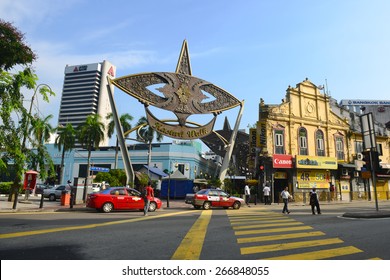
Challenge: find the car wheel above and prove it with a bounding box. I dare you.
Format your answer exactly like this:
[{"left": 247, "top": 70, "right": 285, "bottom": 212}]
[
  {"left": 49, "top": 194, "right": 56, "bottom": 201},
  {"left": 203, "top": 201, "right": 211, "bottom": 210},
  {"left": 232, "top": 201, "right": 241, "bottom": 209},
  {"left": 101, "top": 202, "right": 114, "bottom": 213},
  {"left": 194, "top": 205, "right": 201, "bottom": 209},
  {"left": 148, "top": 202, "right": 157, "bottom": 212}
]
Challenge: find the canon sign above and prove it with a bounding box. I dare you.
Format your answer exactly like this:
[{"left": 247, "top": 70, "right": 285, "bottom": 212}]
[{"left": 273, "top": 155, "right": 293, "bottom": 168}]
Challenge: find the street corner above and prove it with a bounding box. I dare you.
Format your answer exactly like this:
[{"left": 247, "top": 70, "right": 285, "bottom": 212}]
[{"left": 342, "top": 210, "right": 390, "bottom": 219}]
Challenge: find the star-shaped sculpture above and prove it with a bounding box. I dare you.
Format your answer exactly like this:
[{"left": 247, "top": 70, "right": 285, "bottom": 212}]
[{"left": 110, "top": 40, "right": 241, "bottom": 140}]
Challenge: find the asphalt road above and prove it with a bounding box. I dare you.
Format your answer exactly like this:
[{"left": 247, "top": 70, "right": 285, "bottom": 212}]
[{"left": 1, "top": 201, "right": 390, "bottom": 260}]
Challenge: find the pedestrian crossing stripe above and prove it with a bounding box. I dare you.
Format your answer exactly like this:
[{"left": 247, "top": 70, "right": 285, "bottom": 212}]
[
  {"left": 230, "top": 217, "right": 290, "bottom": 225},
  {"left": 240, "top": 237, "right": 344, "bottom": 254},
  {"left": 262, "top": 246, "right": 363, "bottom": 260},
  {"left": 235, "top": 225, "right": 313, "bottom": 235},
  {"left": 237, "top": 231, "right": 326, "bottom": 244},
  {"left": 233, "top": 221, "right": 303, "bottom": 230}
]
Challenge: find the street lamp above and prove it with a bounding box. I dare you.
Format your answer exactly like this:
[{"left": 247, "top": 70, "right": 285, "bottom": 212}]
[
  {"left": 167, "top": 161, "right": 177, "bottom": 208},
  {"left": 13, "top": 84, "right": 52, "bottom": 209}
]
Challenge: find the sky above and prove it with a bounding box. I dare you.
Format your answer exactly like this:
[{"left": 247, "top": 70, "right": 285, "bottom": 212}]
[{"left": 2, "top": 0, "right": 390, "bottom": 147}]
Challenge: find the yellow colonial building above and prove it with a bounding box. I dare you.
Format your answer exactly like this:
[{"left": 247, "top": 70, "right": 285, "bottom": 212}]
[{"left": 255, "top": 78, "right": 390, "bottom": 203}]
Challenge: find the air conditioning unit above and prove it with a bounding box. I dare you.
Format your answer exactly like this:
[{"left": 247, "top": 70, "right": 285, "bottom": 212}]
[
  {"left": 357, "top": 153, "right": 364, "bottom": 160},
  {"left": 342, "top": 169, "right": 348, "bottom": 176}
]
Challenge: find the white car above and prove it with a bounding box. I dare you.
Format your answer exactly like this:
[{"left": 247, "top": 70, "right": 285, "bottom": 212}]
[{"left": 43, "top": 185, "right": 67, "bottom": 201}]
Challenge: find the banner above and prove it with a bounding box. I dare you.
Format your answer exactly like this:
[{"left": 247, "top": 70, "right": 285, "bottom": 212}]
[
  {"left": 297, "top": 170, "right": 331, "bottom": 189},
  {"left": 296, "top": 155, "right": 337, "bottom": 170}
]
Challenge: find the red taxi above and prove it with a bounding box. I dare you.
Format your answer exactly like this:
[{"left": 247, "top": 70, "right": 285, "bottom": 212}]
[
  {"left": 192, "top": 188, "right": 244, "bottom": 210},
  {"left": 86, "top": 187, "right": 162, "bottom": 213}
]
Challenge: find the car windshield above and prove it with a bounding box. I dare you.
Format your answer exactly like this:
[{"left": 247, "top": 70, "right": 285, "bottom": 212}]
[
  {"left": 126, "top": 188, "right": 140, "bottom": 196},
  {"left": 196, "top": 189, "right": 208, "bottom": 195}
]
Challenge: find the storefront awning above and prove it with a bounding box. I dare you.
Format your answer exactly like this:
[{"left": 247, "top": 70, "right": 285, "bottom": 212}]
[
  {"left": 339, "top": 163, "right": 356, "bottom": 168},
  {"left": 380, "top": 163, "right": 390, "bottom": 169},
  {"left": 377, "top": 174, "right": 390, "bottom": 178}
]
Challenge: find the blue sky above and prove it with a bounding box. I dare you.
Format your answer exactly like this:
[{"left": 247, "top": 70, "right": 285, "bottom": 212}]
[{"left": 2, "top": 0, "right": 390, "bottom": 146}]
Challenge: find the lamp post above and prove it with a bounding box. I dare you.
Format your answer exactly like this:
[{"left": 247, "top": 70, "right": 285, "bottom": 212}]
[
  {"left": 21, "top": 83, "right": 52, "bottom": 152},
  {"left": 14, "top": 84, "right": 52, "bottom": 209},
  {"left": 167, "top": 160, "right": 177, "bottom": 208}
]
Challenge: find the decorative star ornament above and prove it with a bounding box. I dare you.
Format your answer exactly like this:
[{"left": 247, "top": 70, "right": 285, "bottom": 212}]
[{"left": 110, "top": 40, "right": 241, "bottom": 140}]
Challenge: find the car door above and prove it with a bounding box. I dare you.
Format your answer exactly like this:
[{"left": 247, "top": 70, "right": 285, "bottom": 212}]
[
  {"left": 110, "top": 188, "right": 127, "bottom": 209},
  {"left": 124, "top": 188, "right": 143, "bottom": 209},
  {"left": 55, "top": 185, "right": 66, "bottom": 198},
  {"left": 207, "top": 190, "right": 221, "bottom": 207},
  {"left": 218, "top": 190, "right": 232, "bottom": 207}
]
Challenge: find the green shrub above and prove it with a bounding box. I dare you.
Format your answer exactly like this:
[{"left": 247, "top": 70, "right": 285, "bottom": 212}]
[{"left": 0, "top": 182, "right": 13, "bottom": 194}]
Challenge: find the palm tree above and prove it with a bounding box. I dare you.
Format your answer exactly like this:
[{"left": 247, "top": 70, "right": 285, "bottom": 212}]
[
  {"left": 106, "top": 112, "right": 133, "bottom": 169},
  {"left": 55, "top": 123, "right": 76, "bottom": 184},
  {"left": 136, "top": 116, "right": 163, "bottom": 178},
  {"left": 77, "top": 114, "right": 105, "bottom": 202},
  {"left": 28, "top": 114, "right": 55, "bottom": 184}
]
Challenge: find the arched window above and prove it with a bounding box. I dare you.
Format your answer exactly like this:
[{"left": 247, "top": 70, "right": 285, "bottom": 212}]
[
  {"left": 274, "top": 129, "right": 285, "bottom": 154},
  {"left": 315, "top": 130, "right": 325, "bottom": 156},
  {"left": 298, "top": 127, "right": 308, "bottom": 155}
]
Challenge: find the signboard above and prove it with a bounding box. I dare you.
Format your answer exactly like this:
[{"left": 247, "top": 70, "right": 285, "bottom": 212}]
[
  {"left": 360, "top": 113, "right": 376, "bottom": 150},
  {"left": 296, "top": 155, "right": 337, "bottom": 170},
  {"left": 258, "top": 121, "right": 267, "bottom": 149},
  {"left": 90, "top": 167, "right": 110, "bottom": 172},
  {"left": 248, "top": 128, "right": 257, "bottom": 169},
  {"left": 273, "top": 154, "right": 293, "bottom": 168},
  {"left": 297, "top": 170, "right": 331, "bottom": 189},
  {"left": 340, "top": 99, "right": 390, "bottom": 106},
  {"left": 274, "top": 172, "right": 287, "bottom": 179}
]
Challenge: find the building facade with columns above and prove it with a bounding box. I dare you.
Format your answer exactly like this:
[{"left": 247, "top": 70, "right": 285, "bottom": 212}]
[{"left": 253, "top": 78, "right": 390, "bottom": 203}]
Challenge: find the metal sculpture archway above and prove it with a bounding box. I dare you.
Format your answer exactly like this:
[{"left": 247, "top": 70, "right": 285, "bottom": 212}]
[{"left": 108, "top": 40, "right": 244, "bottom": 185}]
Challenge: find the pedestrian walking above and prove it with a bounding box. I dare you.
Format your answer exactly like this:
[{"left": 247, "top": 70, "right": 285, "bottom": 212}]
[
  {"left": 281, "top": 186, "right": 292, "bottom": 214},
  {"left": 142, "top": 181, "right": 154, "bottom": 216},
  {"left": 244, "top": 184, "right": 251, "bottom": 207},
  {"left": 263, "top": 185, "right": 271, "bottom": 205},
  {"left": 310, "top": 187, "right": 321, "bottom": 214},
  {"left": 66, "top": 180, "right": 72, "bottom": 193}
]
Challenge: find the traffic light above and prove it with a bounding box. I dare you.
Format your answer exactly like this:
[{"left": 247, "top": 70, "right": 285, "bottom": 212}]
[
  {"left": 362, "top": 150, "right": 371, "bottom": 171},
  {"left": 372, "top": 151, "right": 382, "bottom": 172},
  {"left": 362, "top": 150, "right": 382, "bottom": 172}
]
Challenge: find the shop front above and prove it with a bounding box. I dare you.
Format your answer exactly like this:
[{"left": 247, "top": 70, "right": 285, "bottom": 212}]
[
  {"left": 272, "top": 154, "right": 293, "bottom": 203},
  {"left": 295, "top": 155, "right": 338, "bottom": 203}
]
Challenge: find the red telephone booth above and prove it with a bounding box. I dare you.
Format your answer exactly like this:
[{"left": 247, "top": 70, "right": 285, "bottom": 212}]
[{"left": 23, "top": 170, "right": 39, "bottom": 191}]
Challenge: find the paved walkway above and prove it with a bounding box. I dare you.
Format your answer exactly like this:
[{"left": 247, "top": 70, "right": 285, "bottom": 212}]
[{"left": 1, "top": 194, "right": 390, "bottom": 218}]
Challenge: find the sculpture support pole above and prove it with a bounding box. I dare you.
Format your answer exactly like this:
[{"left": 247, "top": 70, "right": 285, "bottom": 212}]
[
  {"left": 219, "top": 100, "right": 245, "bottom": 187},
  {"left": 106, "top": 79, "right": 134, "bottom": 184}
]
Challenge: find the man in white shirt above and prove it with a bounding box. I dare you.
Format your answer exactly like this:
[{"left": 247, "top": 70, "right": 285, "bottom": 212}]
[
  {"left": 244, "top": 185, "right": 251, "bottom": 207},
  {"left": 263, "top": 185, "right": 271, "bottom": 205},
  {"left": 281, "top": 186, "right": 292, "bottom": 214}
]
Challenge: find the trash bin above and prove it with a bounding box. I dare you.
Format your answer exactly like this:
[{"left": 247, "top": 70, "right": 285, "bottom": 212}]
[{"left": 61, "top": 191, "right": 70, "bottom": 206}]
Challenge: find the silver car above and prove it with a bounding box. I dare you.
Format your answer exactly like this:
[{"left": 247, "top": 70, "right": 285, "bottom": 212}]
[{"left": 43, "top": 185, "right": 66, "bottom": 201}]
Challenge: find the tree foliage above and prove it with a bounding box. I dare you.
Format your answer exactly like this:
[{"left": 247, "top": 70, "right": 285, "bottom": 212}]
[
  {"left": 55, "top": 123, "right": 76, "bottom": 183},
  {"left": 95, "top": 169, "right": 127, "bottom": 187},
  {"left": 77, "top": 114, "right": 105, "bottom": 201},
  {"left": 0, "top": 19, "right": 36, "bottom": 70},
  {"left": 0, "top": 20, "right": 55, "bottom": 200}
]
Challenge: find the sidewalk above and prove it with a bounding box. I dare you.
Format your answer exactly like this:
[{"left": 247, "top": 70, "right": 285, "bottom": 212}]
[
  {"left": 1, "top": 194, "right": 390, "bottom": 218},
  {"left": 0, "top": 194, "right": 190, "bottom": 213}
]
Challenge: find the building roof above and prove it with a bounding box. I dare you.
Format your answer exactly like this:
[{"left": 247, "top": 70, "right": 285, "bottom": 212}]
[
  {"left": 162, "top": 169, "right": 189, "bottom": 180},
  {"left": 143, "top": 165, "right": 168, "bottom": 178}
]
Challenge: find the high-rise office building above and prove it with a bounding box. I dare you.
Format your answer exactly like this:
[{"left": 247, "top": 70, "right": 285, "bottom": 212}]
[{"left": 58, "top": 60, "right": 116, "bottom": 146}]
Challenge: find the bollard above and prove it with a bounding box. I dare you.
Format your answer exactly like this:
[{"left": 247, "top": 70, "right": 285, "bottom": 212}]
[{"left": 39, "top": 194, "right": 44, "bottom": 208}]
